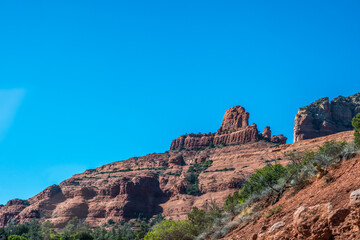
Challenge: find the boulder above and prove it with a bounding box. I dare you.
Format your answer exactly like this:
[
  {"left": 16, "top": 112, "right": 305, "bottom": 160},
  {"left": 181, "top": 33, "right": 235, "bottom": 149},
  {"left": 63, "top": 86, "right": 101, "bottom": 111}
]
[
  {"left": 350, "top": 189, "right": 360, "bottom": 206},
  {"left": 293, "top": 203, "right": 333, "bottom": 240},
  {"left": 269, "top": 221, "right": 285, "bottom": 233}
]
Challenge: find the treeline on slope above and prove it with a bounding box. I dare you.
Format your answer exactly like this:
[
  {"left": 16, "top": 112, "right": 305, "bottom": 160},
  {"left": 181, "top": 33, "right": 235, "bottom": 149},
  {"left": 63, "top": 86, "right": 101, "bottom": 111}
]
[
  {"left": 0, "top": 215, "right": 164, "bottom": 240},
  {"left": 2, "top": 114, "right": 360, "bottom": 240}
]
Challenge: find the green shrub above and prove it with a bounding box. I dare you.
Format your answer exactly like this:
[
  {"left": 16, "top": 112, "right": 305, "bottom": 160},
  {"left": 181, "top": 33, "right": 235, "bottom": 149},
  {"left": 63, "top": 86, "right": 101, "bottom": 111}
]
[
  {"left": 240, "top": 164, "right": 287, "bottom": 202},
  {"left": 8, "top": 235, "right": 26, "bottom": 240},
  {"left": 353, "top": 113, "right": 360, "bottom": 148},
  {"left": 224, "top": 191, "right": 240, "bottom": 214},
  {"left": 144, "top": 220, "right": 193, "bottom": 240},
  {"left": 284, "top": 150, "right": 315, "bottom": 165},
  {"left": 70, "top": 231, "right": 94, "bottom": 240},
  {"left": 187, "top": 204, "right": 221, "bottom": 236},
  {"left": 223, "top": 164, "right": 287, "bottom": 212}
]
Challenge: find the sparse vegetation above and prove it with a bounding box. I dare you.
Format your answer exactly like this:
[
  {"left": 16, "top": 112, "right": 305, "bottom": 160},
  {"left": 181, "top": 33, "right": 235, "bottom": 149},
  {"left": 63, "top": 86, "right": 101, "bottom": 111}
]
[
  {"left": 204, "top": 168, "right": 235, "bottom": 173},
  {"left": 184, "top": 160, "right": 213, "bottom": 196},
  {"left": 353, "top": 113, "right": 360, "bottom": 148},
  {"left": 217, "top": 140, "right": 359, "bottom": 239},
  {"left": 264, "top": 205, "right": 282, "bottom": 218},
  {"left": 166, "top": 169, "right": 182, "bottom": 176}
]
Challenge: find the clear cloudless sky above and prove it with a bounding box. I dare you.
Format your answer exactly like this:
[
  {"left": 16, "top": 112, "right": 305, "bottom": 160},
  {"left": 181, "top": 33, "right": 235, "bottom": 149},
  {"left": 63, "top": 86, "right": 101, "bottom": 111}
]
[{"left": 0, "top": 0, "right": 359, "bottom": 204}]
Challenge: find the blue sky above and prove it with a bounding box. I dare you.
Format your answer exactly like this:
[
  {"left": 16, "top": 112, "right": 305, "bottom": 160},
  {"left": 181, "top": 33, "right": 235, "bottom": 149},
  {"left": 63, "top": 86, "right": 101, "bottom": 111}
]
[{"left": 0, "top": 0, "right": 359, "bottom": 204}]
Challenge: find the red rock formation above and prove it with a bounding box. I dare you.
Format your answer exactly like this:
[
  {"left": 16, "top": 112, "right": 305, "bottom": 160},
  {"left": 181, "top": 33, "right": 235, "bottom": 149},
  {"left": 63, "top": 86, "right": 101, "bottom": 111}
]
[
  {"left": 170, "top": 106, "right": 285, "bottom": 150},
  {"left": 262, "top": 126, "right": 271, "bottom": 140},
  {"left": 213, "top": 124, "right": 259, "bottom": 145},
  {"left": 168, "top": 154, "right": 185, "bottom": 166},
  {"left": 294, "top": 92, "right": 360, "bottom": 142},
  {"left": 270, "top": 134, "right": 287, "bottom": 144},
  {"left": 170, "top": 133, "right": 215, "bottom": 150},
  {"left": 0, "top": 199, "right": 29, "bottom": 227},
  {"left": 217, "top": 106, "right": 249, "bottom": 133}
]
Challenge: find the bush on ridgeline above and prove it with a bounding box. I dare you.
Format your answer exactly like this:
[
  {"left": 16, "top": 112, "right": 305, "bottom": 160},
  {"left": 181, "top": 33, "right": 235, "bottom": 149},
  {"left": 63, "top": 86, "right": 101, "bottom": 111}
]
[{"left": 353, "top": 113, "right": 360, "bottom": 148}]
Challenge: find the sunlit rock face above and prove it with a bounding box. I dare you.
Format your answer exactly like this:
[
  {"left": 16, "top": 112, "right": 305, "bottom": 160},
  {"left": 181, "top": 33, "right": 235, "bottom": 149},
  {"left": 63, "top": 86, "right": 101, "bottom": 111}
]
[
  {"left": 294, "top": 92, "right": 360, "bottom": 142},
  {"left": 170, "top": 106, "right": 286, "bottom": 150}
]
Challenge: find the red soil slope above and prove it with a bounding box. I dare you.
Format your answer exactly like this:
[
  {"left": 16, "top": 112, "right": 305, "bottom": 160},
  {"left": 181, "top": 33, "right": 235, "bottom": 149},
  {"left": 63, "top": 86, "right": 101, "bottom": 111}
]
[{"left": 223, "top": 139, "right": 360, "bottom": 239}]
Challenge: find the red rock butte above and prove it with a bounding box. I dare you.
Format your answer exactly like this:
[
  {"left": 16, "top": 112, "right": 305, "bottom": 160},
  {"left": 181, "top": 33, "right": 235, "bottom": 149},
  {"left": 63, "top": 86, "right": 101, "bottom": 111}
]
[
  {"left": 170, "top": 106, "right": 287, "bottom": 150},
  {"left": 293, "top": 92, "right": 360, "bottom": 142}
]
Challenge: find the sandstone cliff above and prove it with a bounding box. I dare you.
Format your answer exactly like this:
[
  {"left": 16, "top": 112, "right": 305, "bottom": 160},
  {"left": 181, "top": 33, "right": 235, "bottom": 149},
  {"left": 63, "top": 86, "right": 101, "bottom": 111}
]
[
  {"left": 170, "top": 106, "right": 286, "bottom": 150},
  {"left": 294, "top": 92, "right": 360, "bottom": 142}
]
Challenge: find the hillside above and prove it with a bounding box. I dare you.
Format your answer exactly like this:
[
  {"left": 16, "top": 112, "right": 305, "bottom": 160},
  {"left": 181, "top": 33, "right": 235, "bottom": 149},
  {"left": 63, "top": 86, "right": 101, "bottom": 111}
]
[
  {"left": 0, "top": 104, "right": 354, "bottom": 230},
  {"left": 223, "top": 145, "right": 360, "bottom": 240}
]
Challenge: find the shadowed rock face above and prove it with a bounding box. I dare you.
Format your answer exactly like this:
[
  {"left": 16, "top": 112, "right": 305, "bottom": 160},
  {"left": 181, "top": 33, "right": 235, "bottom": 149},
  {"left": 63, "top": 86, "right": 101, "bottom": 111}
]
[
  {"left": 294, "top": 92, "right": 360, "bottom": 142},
  {"left": 170, "top": 106, "right": 286, "bottom": 150},
  {"left": 122, "top": 176, "right": 167, "bottom": 219}
]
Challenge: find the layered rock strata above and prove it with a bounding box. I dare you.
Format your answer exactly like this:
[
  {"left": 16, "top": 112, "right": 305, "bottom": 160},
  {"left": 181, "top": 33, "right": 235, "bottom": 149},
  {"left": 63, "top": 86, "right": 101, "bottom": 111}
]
[
  {"left": 170, "top": 106, "right": 286, "bottom": 150},
  {"left": 294, "top": 92, "right": 360, "bottom": 142}
]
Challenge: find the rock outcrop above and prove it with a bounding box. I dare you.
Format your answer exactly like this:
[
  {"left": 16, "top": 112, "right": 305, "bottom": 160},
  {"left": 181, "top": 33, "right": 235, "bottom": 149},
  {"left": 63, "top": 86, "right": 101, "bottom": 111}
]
[
  {"left": 262, "top": 126, "right": 271, "bottom": 140},
  {"left": 294, "top": 92, "right": 360, "bottom": 142},
  {"left": 217, "top": 106, "right": 249, "bottom": 133},
  {"left": 170, "top": 106, "right": 287, "bottom": 150},
  {"left": 270, "top": 134, "right": 287, "bottom": 144}
]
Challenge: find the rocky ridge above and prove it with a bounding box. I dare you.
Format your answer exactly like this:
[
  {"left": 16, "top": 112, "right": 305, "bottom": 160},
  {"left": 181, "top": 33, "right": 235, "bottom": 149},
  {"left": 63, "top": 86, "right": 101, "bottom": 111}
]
[
  {"left": 294, "top": 92, "right": 360, "bottom": 142},
  {"left": 170, "top": 106, "right": 287, "bottom": 150}
]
